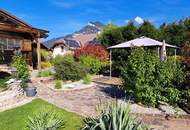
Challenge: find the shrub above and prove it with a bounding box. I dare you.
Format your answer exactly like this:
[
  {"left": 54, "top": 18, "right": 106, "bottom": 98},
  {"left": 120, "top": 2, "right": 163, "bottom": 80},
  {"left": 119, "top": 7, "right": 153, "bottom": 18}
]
[
  {"left": 79, "top": 55, "right": 102, "bottom": 74},
  {"left": 55, "top": 81, "right": 62, "bottom": 89},
  {"left": 51, "top": 54, "right": 74, "bottom": 65},
  {"left": 20, "top": 80, "right": 28, "bottom": 88},
  {"left": 62, "top": 53, "right": 75, "bottom": 62},
  {"left": 41, "top": 61, "right": 52, "bottom": 69},
  {"left": 0, "top": 74, "right": 10, "bottom": 91},
  {"left": 121, "top": 48, "right": 184, "bottom": 107},
  {"left": 40, "top": 49, "right": 49, "bottom": 62},
  {"left": 74, "top": 44, "right": 108, "bottom": 62},
  {"left": 50, "top": 55, "right": 63, "bottom": 65},
  {"left": 11, "top": 54, "right": 29, "bottom": 80},
  {"left": 83, "top": 74, "right": 91, "bottom": 84},
  {"left": 54, "top": 60, "right": 89, "bottom": 81},
  {"left": 38, "top": 70, "right": 51, "bottom": 77},
  {"left": 81, "top": 102, "right": 145, "bottom": 130},
  {"left": 180, "top": 43, "right": 190, "bottom": 105},
  {"left": 26, "top": 109, "right": 64, "bottom": 130}
]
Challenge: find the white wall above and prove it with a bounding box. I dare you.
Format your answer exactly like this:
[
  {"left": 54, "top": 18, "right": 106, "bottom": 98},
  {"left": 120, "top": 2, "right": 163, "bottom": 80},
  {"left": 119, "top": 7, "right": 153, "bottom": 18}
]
[{"left": 52, "top": 45, "right": 70, "bottom": 57}]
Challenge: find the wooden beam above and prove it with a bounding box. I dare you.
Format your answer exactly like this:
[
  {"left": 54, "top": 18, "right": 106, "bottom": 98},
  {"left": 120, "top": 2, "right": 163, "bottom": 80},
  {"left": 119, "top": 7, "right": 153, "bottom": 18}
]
[
  {"left": 0, "top": 24, "right": 38, "bottom": 34},
  {"left": 36, "top": 34, "right": 41, "bottom": 70},
  {"left": 0, "top": 11, "right": 27, "bottom": 27}
]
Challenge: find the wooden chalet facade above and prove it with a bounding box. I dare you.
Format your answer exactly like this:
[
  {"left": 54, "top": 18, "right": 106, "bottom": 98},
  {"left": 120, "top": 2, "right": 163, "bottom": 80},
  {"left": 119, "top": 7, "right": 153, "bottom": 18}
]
[{"left": 0, "top": 9, "right": 49, "bottom": 69}]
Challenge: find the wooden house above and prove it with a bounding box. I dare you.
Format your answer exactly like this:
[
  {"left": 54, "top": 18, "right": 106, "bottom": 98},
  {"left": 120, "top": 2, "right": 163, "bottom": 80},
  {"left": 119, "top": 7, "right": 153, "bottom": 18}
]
[{"left": 0, "top": 9, "right": 49, "bottom": 69}]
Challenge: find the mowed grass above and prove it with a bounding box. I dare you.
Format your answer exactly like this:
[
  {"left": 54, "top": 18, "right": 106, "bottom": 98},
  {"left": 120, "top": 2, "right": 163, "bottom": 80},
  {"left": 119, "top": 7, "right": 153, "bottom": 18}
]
[{"left": 0, "top": 99, "right": 83, "bottom": 130}]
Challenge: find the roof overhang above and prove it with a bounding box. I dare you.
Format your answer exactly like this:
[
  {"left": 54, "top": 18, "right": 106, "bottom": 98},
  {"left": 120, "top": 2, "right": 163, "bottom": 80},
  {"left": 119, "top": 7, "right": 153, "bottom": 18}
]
[{"left": 0, "top": 9, "right": 49, "bottom": 38}]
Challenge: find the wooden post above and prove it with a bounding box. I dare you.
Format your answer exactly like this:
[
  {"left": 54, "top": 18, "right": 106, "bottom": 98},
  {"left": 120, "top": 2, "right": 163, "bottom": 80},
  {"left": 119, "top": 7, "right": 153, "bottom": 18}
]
[{"left": 36, "top": 33, "right": 41, "bottom": 70}]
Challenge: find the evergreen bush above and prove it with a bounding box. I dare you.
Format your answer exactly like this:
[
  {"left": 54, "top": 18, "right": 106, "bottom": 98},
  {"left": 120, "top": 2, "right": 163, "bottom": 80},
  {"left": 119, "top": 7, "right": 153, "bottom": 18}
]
[{"left": 54, "top": 60, "right": 89, "bottom": 81}]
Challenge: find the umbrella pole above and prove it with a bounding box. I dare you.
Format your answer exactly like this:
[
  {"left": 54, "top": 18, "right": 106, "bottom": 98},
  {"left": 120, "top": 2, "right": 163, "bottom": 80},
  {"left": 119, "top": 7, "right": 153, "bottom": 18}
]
[{"left": 109, "top": 49, "right": 112, "bottom": 80}]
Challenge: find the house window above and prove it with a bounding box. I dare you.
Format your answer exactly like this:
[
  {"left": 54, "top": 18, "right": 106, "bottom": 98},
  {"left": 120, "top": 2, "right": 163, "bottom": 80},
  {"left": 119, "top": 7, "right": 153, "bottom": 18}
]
[
  {"left": 0, "top": 37, "right": 22, "bottom": 50},
  {"left": 7, "top": 39, "right": 14, "bottom": 50},
  {"left": 15, "top": 39, "right": 22, "bottom": 48},
  {"left": 0, "top": 37, "right": 7, "bottom": 49}
]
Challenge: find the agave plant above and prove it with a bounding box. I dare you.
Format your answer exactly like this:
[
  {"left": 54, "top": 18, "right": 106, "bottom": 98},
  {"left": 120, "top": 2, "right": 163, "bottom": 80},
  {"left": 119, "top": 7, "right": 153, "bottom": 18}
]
[
  {"left": 81, "top": 101, "right": 146, "bottom": 130},
  {"left": 26, "top": 109, "right": 65, "bottom": 130}
]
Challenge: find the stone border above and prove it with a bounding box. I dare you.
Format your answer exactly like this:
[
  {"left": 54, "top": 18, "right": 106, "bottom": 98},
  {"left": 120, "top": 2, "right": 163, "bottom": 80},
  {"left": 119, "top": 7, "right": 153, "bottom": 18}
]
[
  {"left": 0, "top": 97, "right": 35, "bottom": 112},
  {"left": 134, "top": 112, "right": 190, "bottom": 119},
  {"left": 46, "top": 82, "right": 96, "bottom": 92}
]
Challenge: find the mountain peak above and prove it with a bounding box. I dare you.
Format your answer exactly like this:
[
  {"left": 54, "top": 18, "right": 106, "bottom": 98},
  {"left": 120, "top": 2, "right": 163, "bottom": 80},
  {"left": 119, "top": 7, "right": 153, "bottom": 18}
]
[
  {"left": 88, "top": 21, "right": 104, "bottom": 27},
  {"left": 74, "top": 21, "right": 104, "bottom": 35}
]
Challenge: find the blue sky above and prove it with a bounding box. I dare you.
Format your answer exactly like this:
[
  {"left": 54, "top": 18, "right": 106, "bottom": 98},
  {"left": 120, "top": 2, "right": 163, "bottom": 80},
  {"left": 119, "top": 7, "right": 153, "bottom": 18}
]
[{"left": 0, "top": 0, "right": 190, "bottom": 41}]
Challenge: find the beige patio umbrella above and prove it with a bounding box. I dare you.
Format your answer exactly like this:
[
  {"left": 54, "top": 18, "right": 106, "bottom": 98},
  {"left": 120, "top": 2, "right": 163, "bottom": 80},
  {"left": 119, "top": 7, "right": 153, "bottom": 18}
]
[{"left": 108, "top": 37, "right": 179, "bottom": 79}]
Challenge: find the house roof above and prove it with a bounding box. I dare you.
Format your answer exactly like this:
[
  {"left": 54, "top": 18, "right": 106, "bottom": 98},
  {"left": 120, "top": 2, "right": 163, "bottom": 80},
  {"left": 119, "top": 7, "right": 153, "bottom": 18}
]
[
  {"left": 108, "top": 36, "right": 179, "bottom": 49},
  {"left": 72, "top": 33, "right": 96, "bottom": 46},
  {"left": 49, "top": 38, "right": 80, "bottom": 49},
  {"left": 0, "top": 9, "right": 49, "bottom": 38}
]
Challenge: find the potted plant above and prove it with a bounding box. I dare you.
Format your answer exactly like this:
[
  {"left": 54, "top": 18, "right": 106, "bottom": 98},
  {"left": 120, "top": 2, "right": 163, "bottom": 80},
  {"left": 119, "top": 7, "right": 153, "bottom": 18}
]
[{"left": 22, "top": 80, "right": 37, "bottom": 97}]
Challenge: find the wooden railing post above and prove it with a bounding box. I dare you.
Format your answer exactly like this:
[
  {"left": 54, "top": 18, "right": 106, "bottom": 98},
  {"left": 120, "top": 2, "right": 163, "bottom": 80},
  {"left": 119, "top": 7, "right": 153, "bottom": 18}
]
[{"left": 36, "top": 33, "right": 41, "bottom": 70}]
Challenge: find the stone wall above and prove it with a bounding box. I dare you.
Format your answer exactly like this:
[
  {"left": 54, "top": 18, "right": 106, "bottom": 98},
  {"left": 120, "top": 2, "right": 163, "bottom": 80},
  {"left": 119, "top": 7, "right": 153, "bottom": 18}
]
[{"left": 0, "top": 79, "right": 24, "bottom": 107}]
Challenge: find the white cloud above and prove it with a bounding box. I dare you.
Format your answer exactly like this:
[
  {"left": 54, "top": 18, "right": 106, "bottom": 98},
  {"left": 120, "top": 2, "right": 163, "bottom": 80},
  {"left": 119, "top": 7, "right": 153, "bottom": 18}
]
[{"left": 134, "top": 16, "right": 144, "bottom": 24}]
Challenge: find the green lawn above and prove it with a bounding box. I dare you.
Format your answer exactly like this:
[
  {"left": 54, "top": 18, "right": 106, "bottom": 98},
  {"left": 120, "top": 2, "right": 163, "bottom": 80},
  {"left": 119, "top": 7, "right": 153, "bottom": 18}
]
[{"left": 0, "top": 99, "right": 83, "bottom": 130}]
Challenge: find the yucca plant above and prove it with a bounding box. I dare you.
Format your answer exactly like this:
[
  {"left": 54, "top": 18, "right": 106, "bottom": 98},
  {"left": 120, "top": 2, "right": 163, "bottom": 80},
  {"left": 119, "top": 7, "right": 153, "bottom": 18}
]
[
  {"left": 26, "top": 109, "right": 65, "bottom": 130},
  {"left": 81, "top": 101, "right": 146, "bottom": 130}
]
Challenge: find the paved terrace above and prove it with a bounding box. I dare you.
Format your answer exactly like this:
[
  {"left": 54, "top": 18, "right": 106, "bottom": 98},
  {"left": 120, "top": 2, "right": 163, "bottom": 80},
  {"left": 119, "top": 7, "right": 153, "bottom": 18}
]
[{"left": 31, "top": 77, "right": 190, "bottom": 130}]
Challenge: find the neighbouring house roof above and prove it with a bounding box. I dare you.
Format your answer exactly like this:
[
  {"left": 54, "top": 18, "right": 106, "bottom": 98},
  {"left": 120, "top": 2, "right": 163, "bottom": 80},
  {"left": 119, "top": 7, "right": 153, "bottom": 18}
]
[
  {"left": 108, "top": 36, "right": 179, "bottom": 49},
  {"left": 50, "top": 38, "right": 80, "bottom": 50},
  {"left": 64, "top": 39, "right": 81, "bottom": 48},
  {"left": 0, "top": 9, "right": 49, "bottom": 38},
  {"left": 42, "top": 38, "right": 57, "bottom": 49},
  {"left": 72, "top": 33, "right": 97, "bottom": 46}
]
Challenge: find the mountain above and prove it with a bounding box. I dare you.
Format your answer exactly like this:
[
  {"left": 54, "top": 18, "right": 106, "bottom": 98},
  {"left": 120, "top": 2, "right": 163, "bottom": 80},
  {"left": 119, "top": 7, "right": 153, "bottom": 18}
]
[{"left": 43, "top": 21, "right": 104, "bottom": 49}]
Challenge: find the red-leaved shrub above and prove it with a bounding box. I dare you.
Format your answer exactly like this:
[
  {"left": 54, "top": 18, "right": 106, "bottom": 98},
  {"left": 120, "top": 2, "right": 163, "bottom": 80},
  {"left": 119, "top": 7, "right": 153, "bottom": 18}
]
[
  {"left": 74, "top": 44, "right": 108, "bottom": 62},
  {"left": 181, "top": 43, "right": 190, "bottom": 87},
  {"left": 181, "top": 43, "right": 190, "bottom": 68}
]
